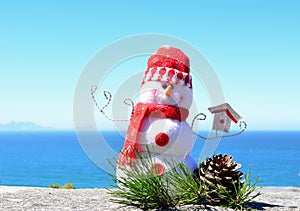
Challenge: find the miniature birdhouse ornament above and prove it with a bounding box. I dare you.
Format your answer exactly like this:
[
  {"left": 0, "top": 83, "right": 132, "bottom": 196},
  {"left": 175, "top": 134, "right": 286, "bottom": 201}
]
[
  {"left": 191, "top": 103, "right": 246, "bottom": 140},
  {"left": 208, "top": 103, "right": 242, "bottom": 133}
]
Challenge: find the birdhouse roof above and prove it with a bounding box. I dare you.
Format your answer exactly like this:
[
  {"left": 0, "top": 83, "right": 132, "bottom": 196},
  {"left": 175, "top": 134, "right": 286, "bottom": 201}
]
[{"left": 208, "top": 103, "right": 242, "bottom": 123}]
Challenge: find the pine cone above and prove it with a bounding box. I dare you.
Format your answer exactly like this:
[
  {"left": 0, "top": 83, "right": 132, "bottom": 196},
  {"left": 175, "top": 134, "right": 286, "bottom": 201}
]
[{"left": 193, "top": 154, "right": 244, "bottom": 205}]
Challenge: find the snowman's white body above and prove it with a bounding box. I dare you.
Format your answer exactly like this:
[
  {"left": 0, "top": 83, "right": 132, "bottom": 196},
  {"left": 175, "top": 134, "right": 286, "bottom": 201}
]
[
  {"left": 137, "top": 116, "right": 197, "bottom": 173},
  {"left": 117, "top": 80, "right": 197, "bottom": 180},
  {"left": 138, "top": 117, "right": 194, "bottom": 156}
]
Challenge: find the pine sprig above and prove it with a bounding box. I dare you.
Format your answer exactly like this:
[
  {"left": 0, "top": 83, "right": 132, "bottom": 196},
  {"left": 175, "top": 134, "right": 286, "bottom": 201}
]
[
  {"left": 108, "top": 152, "right": 260, "bottom": 210},
  {"left": 108, "top": 151, "right": 204, "bottom": 210}
]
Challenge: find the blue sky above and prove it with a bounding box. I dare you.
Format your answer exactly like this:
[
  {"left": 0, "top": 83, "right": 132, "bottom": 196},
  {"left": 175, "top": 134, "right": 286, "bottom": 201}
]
[{"left": 0, "top": 0, "right": 299, "bottom": 130}]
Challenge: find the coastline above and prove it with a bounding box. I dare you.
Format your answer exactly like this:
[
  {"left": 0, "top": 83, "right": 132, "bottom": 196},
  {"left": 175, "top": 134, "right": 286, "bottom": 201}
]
[{"left": 0, "top": 186, "right": 299, "bottom": 210}]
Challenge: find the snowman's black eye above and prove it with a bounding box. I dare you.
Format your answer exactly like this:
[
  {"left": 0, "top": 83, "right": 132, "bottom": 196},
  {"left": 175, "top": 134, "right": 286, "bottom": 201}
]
[{"left": 162, "top": 84, "right": 168, "bottom": 89}]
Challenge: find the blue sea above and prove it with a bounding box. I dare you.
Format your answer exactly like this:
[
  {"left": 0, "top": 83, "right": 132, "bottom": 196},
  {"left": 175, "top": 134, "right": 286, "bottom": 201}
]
[{"left": 0, "top": 131, "right": 299, "bottom": 188}]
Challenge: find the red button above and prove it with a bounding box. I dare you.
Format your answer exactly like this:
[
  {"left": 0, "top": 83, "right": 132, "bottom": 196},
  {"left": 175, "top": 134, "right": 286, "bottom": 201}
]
[
  {"left": 151, "top": 163, "right": 164, "bottom": 176},
  {"left": 219, "top": 119, "right": 225, "bottom": 124},
  {"left": 155, "top": 132, "right": 169, "bottom": 147}
]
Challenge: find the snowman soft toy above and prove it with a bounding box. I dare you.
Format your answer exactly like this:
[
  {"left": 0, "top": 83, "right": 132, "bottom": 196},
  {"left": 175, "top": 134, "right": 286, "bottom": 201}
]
[{"left": 117, "top": 46, "right": 197, "bottom": 179}]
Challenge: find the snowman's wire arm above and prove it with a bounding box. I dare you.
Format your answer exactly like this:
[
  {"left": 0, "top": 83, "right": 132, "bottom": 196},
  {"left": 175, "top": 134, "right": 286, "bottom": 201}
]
[
  {"left": 191, "top": 113, "right": 209, "bottom": 140},
  {"left": 91, "top": 85, "right": 133, "bottom": 122},
  {"left": 123, "top": 98, "right": 135, "bottom": 118},
  {"left": 191, "top": 112, "right": 247, "bottom": 140}
]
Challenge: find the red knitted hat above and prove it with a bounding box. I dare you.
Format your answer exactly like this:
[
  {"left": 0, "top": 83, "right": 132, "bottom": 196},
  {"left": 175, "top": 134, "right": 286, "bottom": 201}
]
[{"left": 141, "top": 45, "right": 192, "bottom": 89}]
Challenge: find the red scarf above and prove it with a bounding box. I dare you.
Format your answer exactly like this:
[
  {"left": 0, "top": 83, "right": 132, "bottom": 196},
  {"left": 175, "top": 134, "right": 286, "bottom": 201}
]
[{"left": 118, "top": 102, "right": 189, "bottom": 166}]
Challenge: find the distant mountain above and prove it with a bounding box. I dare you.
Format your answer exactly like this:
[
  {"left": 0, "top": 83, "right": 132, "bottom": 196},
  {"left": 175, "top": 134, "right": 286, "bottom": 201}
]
[{"left": 0, "top": 121, "right": 54, "bottom": 131}]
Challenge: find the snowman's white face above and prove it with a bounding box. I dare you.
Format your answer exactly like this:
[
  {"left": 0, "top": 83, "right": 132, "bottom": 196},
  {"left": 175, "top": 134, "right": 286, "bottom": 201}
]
[{"left": 140, "top": 81, "right": 193, "bottom": 109}]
